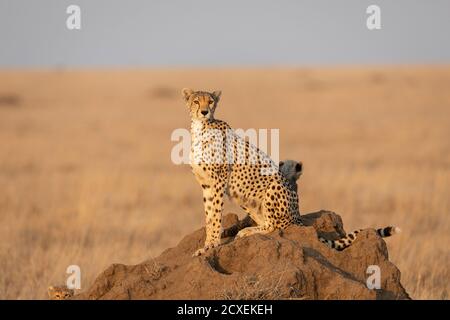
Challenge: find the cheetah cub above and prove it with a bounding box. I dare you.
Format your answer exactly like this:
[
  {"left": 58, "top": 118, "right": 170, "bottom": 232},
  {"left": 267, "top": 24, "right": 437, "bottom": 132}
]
[
  {"left": 47, "top": 286, "right": 74, "bottom": 300},
  {"left": 279, "top": 159, "right": 401, "bottom": 251},
  {"left": 183, "top": 88, "right": 302, "bottom": 256}
]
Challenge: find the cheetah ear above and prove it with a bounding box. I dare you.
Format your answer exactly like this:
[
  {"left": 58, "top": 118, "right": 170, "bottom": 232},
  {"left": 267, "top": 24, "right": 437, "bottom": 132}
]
[
  {"left": 279, "top": 161, "right": 284, "bottom": 168},
  {"left": 48, "top": 286, "right": 55, "bottom": 294},
  {"left": 212, "top": 90, "right": 222, "bottom": 102},
  {"left": 182, "top": 88, "right": 194, "bottom": 102},
  {"left": 295, "top": 161, "right": 303, "bottom": 175}
]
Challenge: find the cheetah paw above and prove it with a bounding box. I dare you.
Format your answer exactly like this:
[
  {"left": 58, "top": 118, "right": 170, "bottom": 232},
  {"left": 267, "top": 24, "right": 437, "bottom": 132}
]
[
  {"left": 193, "top": 248, "right": 207, "bottom": 257},
  {"left": 192, "top": 243, "right": 220, "bottom": 257},
  {"left": 236, "top": 229, "right": 251, "bottom": 239}
]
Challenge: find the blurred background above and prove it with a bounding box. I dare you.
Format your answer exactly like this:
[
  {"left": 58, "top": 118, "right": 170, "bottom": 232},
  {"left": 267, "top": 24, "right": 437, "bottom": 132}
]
[{"left": 0, "top": 0, "right": 449, "bottom": 299}]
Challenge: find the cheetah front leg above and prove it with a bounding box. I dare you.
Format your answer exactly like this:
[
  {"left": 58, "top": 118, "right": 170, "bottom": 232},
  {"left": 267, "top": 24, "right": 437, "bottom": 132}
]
[{"left": 193, "top": 181, "right": 225, "bottom": 256}]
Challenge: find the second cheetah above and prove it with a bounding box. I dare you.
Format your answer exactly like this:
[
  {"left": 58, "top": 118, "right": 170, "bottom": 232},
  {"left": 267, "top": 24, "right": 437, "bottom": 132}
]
[{"left": 279, "top": 159, "right": 401, "bottom": 251}]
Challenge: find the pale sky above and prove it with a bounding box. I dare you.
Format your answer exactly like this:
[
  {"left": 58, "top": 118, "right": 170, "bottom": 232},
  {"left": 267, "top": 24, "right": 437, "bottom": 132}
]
[{"left": 0, "top": 0, "right": 449, "bottom": 67}]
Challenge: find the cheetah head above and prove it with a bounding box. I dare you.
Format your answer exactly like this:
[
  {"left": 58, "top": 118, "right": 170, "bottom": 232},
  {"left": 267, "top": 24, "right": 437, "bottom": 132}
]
[
  {"left": 182, "top": 88, "right": 222, "bottom": 121},
  {"left": 47, "top": 286, "right": 74, "bottom": 300},
  {"left": 279, "top": 160, "right": 303, "bottom": 182}
]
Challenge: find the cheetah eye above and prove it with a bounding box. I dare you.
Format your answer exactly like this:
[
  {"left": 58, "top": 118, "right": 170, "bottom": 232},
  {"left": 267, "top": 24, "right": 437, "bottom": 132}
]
[
  {"left": 209, "top": 100, "right": 214, "bottom": 105},
  {"left": 55, "top": 294, "right": 60, "bottom": 298},
  {"left": 194, "top": 100, "right": 200, "bottom": 105}
]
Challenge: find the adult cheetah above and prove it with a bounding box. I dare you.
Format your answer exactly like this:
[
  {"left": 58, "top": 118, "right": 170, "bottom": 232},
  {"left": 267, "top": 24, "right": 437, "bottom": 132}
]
[{"left": 183, "top": 88, "right": 302, "bottom": 256}]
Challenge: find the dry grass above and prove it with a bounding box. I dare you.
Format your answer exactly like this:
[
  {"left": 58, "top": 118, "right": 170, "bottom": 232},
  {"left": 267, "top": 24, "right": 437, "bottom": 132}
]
[
  {"left": 215, "top": 271, "right": 290, "bottom": 300},
  {"left": 0, "top": 67, "right": 448, "bottom": 299}
]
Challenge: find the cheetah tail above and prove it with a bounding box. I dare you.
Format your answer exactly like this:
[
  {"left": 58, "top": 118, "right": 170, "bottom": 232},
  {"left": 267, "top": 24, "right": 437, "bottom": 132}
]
[
  {"left": 319, "top": 226, "right": 401, "bottom": 251},
  {"left": 376, "top": 226, "right": 402, "bottom": 237}
]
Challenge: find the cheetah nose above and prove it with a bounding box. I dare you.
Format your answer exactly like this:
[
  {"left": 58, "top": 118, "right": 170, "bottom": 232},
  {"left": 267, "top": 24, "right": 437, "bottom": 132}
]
[{"left": 201, "top": 110, "right": 209, "bottom": 116}]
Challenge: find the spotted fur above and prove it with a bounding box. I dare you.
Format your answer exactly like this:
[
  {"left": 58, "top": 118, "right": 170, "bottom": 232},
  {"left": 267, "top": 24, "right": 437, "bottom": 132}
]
[
  {"left": 183, "top": 88, "right": 302, "bottom": 256},
  {"left": 47, "top": 286, "right": 74, "bottom": 300},
  {"left": 279, "top": 159, "right": 401, "bottom": 251}
]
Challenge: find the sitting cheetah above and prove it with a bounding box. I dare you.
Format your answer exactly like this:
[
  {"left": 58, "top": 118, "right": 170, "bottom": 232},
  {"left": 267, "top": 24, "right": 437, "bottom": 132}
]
[
  {"left": 47, "top": 285, "right": 74, "bottom": 300},
  {"left": 279, "top": 159, "right": 401, "bottom": 251},
  {"left": 221, "top": 159, "right": 304, "bottom": 239},
  {"left": 183, "top": 88, "right": 302, "bottom": 256}
]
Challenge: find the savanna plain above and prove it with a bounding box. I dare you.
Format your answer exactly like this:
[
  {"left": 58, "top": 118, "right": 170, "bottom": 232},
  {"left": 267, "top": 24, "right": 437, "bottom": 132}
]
[{"left": 0, "top": 67, "right": 448, "bottom": 299}]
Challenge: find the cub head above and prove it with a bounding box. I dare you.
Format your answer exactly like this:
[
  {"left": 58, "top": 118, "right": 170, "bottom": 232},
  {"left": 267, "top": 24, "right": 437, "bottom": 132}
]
[
  {"left": 47, "top": 286, "right": 74, "bottom": 300},
  {"left": 182, "top": 88, "right": 221, "bottom": 121},
  {"left": 279, "top": 160, "right": 303, "bottom": 183}
]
